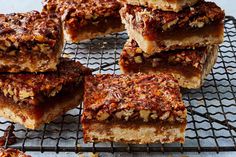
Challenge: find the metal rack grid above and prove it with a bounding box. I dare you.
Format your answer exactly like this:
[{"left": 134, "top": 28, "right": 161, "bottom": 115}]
[{"left": 0, "top": 16, "right": 236, "bottom": 154}]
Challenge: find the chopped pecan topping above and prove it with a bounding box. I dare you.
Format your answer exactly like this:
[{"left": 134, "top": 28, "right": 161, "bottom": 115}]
[
  {"left": 0, "top": 11, "right": 61, "bottom": 51},
  {"left": 43, "top": 0, "right": 121, "bottom": 28},
  {"left": 0, "top": 11, "right": 63, "bottom": 73},
  {"left": 0, "top": 58, "right": 91, "bottom": 106},
  {"left": 122, "top": 40, "right": 207, "bottom": 70},
  {"left": 83, "top": 73, "right": 186, "bottom": 123}
]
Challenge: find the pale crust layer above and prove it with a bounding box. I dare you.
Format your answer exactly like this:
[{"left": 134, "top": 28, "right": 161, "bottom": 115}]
[
  {"left": 83, "top": 122, "right": 186, "bottom": 144},
  {"left": 119, "top": 0, "right": 199, "bottom": 12},
  {"left": 0, "top": 89, "right": 83, "bottom": 129}
]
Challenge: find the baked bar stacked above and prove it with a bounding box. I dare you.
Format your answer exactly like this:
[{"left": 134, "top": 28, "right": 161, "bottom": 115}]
[
  {"left": 119, "top": 0, "right": 225, "bottom": 89},
  {"left": 43, "top": 0, "right": 124, "bottom": 42},
  {"left": 0, "top": 11, "right": 91, "bottom": 129},
  {"left": 82, "top": 73, "right": 187, "bottom": 144}
]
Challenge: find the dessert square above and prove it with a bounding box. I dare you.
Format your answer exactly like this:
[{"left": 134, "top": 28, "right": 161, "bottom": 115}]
[
  {"left": 82, "top": 73, "right": 187, "bottom": 144},
  {"left": 118, "top": 0, "right": 200, "bottom": 12},
  {"left": 0, "top": 11, "right": 63, "bottom": 72},
  {"left": 0, "top": 58, "right": 91, "bottom": 129},
  {"left": 119, "top": 40, "right": 218, "bottom": 89},
  {"left": 43, "top": 0, "right": 124, "bottom": 42},
  {"left": 120, "top": 1, "right": 224, "bottom": 54}
]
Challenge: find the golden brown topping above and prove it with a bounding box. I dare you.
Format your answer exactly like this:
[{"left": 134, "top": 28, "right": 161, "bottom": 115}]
[
  {"left": 0, "top": 11, "right": 61, "bottom": 50},
  {"left": 0, "top": 148, "right": 31, "bottom": 157},
  {"left": 0, "top": 11, "right": 63, "bottom": 72},
  {"left": 43, "top": 0, "right": 121, "bottom": 28},
  {"left": 83, "top": 73, "right": 186, "bottom": 123},
  {"left": 0, "top": 58, "right": 91, "bottom": 106}
]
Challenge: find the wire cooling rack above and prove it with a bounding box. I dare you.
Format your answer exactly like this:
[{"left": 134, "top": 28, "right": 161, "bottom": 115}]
[{"left": 0, "top": 16, "right": 236, "bottom": 154}]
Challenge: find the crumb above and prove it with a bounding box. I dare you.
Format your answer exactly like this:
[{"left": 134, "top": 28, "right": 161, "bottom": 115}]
[
  {"left": 227, "top": 68, "right": 233, "bottom": 72},
  {"left": 90, "top": 153, "right": 99, "bottom": 157},
  {"left": 62, "top": 53, "right": 74, "bottom": 58},
  {"left": 184, "top": 102, "right": 190, "bottom": 107},
  {"left": 199, "top": 100, "right": 204, "bottom": 106},
  {"left": 77, "top": 153, "right": 85, "bottom": 157}
]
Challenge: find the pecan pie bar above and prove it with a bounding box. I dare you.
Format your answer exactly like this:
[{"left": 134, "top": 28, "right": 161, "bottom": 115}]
[
  {"left": 119, "top": 40, "right": 218, "bottom": 89},
  {"left": 82, "top": 73, "right": 187, "bottom": 144},
  {"left": 120, "top": 1, "right": 224, "bottom": 54},
  {"left": 43, "top": 0, "right": 124, "bottom": 42},
  {"left": 0, "top": 148, "right": 31, "bottom": 157},
  {"left": 0, "top": 58, "right": 91, "bottom": 129},
  {"left": 0, "top": 11, "right": 63, "bottom": 72},
  {"left": 118, "top": 0, "right": 199, "bottom": 12}
]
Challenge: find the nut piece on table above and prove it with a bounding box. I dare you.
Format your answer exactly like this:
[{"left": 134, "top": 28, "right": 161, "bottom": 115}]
[{"left": 0, "top": 125, "right": 16, "bottom": 147}]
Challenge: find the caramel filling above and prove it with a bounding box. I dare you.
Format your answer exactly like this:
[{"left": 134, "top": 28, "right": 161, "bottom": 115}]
[
  {"left": 121, "top": 60, "right": 202, "bottom": 79},
  {"left": 65, "top": 16, "right": 123, "bottom": 41},
  {"left": 143, "top": 22, "right": 224, "bottom": 41},
  {"left": 84, "top": 121, "right": 186, "bottom": 134},
  {"left": 0, "top": 86, "right": 82, "bottom": 121}
]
